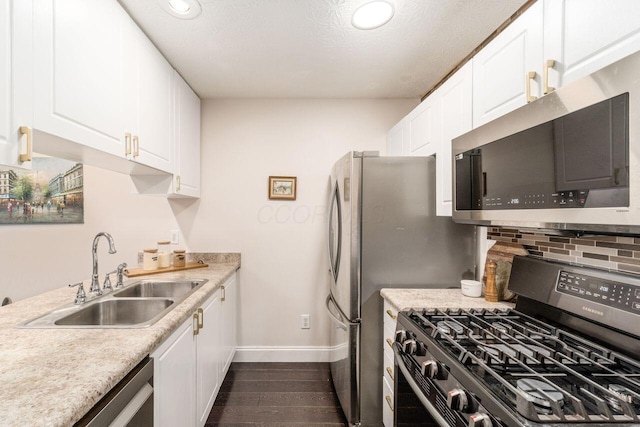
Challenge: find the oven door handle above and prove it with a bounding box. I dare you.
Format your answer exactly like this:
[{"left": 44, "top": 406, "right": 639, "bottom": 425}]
[
  {"left": 325, "top": 294, "right": 358, "bottom": 331},
  {"left": 393, "top": 345, "right": 450, "bottom": 427}
]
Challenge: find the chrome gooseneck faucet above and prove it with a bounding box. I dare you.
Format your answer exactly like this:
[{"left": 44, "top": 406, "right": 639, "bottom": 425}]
[{"left": 91, "top": 232, "right": 117, "bottom": 295}]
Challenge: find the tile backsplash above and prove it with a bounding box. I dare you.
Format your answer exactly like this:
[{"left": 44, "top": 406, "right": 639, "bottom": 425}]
[{"left": 487, "top": 227, "right": 640, "bottom": 275}]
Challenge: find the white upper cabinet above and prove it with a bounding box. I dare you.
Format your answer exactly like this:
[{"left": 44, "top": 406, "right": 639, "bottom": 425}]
[
  {"left": 124, "top": 21, "right": 174, "bottom": 173},
  {"left": 0, "top": 0, "right": 27, "bottom": 169},
  {"left": 437, "top": 62, "right": 473, "bottom": 216},
  {"left": 408, "top": 95, "right": 440, "bottom": 156},
  {"left": 386, "top": 120, "right": 407, "bottom": 156},
  {"left": 472, "top": 1, "right": 543, "bottom": 128},
  {"left": 18, "top": 0, "right": 174, "bottom": 174},
  {"left": 544, "top": 0, "right": 640, "bottom": 90},
  {"left": 32, "top": 0, "right": 127, "bottom": 158},
  {"left": 170, "top": 72, "right": 201, "bottom": 198}
]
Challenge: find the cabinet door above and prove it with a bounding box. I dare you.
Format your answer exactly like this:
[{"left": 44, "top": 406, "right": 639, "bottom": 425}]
[
  {"left": 473, "top": 1, "right": 543, "bottom": 127},
  {"left": 220, "top": 274, "right": 237, "bottom": 378},
  {"left": 133, "top": 31, "right": 173, "bottom": 173},
  {"left": 544, "top": 0, "right": 640, "bottom": 90},
  {"left": 32, "top": 0, "right": 127, "bottom": 157},
  {"left": 153, "top": 319, "right": 197, "bottom": 427},
  {"left": 386, "top": 120, "right": 407, "bottom": 156},
  {"left": 171, "top": 72, "right": 201, "bottom": 197},
  {"left": 437, "top": 62, "right": 473, "bottom": 216},
  {"left": 0, "top": 0, "right": 26, "bottom": 169},
  {"left": 408, "top": 95, "right": 439, "bottom": 156},
  {"left": 197, "top": 290, "right": 221, "bottom": 426}
]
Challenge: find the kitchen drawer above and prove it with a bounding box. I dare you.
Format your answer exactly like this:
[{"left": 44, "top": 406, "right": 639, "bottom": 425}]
[
  {"left": 382, "top": 375, "right": 394, "bottom": 427},
  {"left": 383, "top": 322, "right": 395, "bottom": 360},
  {"left": 383, "top": 349, "right": 395, "bottom": 386},
  {"left": 383, "top": 299, "right": 398, "bottom": 329}
]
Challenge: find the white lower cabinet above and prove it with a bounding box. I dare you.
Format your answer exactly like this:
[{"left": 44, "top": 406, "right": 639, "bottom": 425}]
[
  {"left": 382, "top": 299, "right": 397, "bottom": 427},
  {"left": 219, "top": 274, "right": 237, "bottom": 377},
  {"left": 152, "top": 273, "right": 237, "bottom": 427},
  {"left": 153, "top": 318, "right": 197, "bottom": 427}
]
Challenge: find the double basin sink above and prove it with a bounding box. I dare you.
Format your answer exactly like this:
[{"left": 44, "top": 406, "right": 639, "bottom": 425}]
[{"left": 20, "top": 279, "right": 208, "bottom": 328}]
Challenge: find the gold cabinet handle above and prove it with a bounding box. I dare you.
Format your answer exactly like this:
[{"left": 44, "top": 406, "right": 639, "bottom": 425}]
[
  {"left": 221, "top": 285, "right": 226, "bottom": 302},
  {"left": 197, "top": 307, "right": 204, "bottom": 329},
  {"left": 386, "top": 309, "right": 396, "bottom": 320},
  {"left": 19, "top": 126, "right": 32, "bottom": 162},
  {"left": 132, "top": 135, "right": 139, "bottom": 157},
  {"left": 176, "top": 175, "right": 181, "bottom": 192},
  {"left": 543, "top": 59, "right": 555, "bottom": 95},
  {"left": 386, "top": 338, "right": 393, "bottom": 348},
  {"left": 386, "top": 366, "right": 394, "bottom": 381},
  {"left": 526, "top": 71, "right": 537, "bottom": 103},
  {"left": 385, "top": 395, "right": 394, "bottom": 412},
  {"left": 193, "top": 313, "right": 199, "bottom": 335},
  {"left": 124, "top": 132, "right": 132, "bottom": 155}
]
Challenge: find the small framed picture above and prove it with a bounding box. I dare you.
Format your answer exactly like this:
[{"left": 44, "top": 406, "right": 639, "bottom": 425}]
[{"left": 268, "top": 176, "right": 297, "bottom": 200}]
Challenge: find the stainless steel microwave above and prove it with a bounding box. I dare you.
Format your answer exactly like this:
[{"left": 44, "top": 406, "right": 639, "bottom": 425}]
[{"left": 452, "top": 50, "right": 640, "bottom": 235}]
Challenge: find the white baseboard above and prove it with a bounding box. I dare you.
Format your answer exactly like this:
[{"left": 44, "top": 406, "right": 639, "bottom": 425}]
[{"left": 233, "top": 346, "right": 333, "bottom": 362}]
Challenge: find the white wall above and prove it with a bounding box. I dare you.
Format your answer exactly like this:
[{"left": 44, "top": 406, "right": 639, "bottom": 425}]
[
  {"left": 191, "top": 98, "right": 417, "bottom": 356},
  {"left": 0, "top": 165, "right": 181, "bottom": 302}
]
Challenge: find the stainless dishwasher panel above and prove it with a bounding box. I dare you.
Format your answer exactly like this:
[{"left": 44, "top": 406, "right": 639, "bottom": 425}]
[{"left": 76, "top": 357, "right": 154, "bottom": 427}]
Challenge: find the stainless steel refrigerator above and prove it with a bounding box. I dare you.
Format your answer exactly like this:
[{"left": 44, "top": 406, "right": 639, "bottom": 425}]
[{"left": 325, "top": 151, "right": 476, "bottom": 426}]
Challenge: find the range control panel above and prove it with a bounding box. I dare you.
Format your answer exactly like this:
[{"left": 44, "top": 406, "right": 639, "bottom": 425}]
[{"left": 556, "top": 270, "right": 640, "bottom": 314}]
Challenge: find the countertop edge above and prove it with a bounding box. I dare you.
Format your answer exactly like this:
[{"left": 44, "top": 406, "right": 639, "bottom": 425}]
[{"left": 381, "top": 288, "right": 515, "bottom": 312}]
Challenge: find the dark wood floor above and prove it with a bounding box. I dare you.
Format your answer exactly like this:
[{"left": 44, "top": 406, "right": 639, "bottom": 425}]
[{"left": 206, "top": 362, "right": 348, "bottom": 426}]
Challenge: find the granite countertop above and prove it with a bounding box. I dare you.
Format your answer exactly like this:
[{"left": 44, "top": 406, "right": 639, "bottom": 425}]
[
  {"left": 381, "top": 288, "right": 514, "bottom": 312},
  {"left": 0, "top": 255, "right": 240, "bottom": 427}
]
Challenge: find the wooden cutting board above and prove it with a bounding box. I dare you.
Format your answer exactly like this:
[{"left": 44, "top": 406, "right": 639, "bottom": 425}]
[
  {"left": 484, "top": 242, "right": 528, "bottom": 301},
  {"left": 124, "top": 261, "right": 209, "bottom": 277}
]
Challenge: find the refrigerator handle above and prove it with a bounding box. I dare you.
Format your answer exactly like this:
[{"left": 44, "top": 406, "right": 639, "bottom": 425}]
[
  {"left": 325, "top": 294, "right": 358, "bottom": 330},
  {"left": 327, "top": 181, "right": 342, "bottom": 283}
]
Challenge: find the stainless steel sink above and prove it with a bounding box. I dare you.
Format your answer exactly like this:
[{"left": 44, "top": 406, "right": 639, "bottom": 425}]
[
  {"left": 113, "top": 279, "right": 207, "bottom": 299},
  {"left": 19, "top": 278, "right": 209, "bottom": 329},
  {"left": 54, "top": 298, "right": 174, "bottom": 327}
]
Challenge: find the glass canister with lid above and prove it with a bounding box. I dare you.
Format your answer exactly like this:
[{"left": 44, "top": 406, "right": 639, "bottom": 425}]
[
  {"left": 173, "top": 249, "right": 186, "bottom": 267},
  {"left": 143, "top": 248, "right": 159, "bottom": 270},
  {"left": 157, "top": 241, "right": 172, "bottom": 268}
]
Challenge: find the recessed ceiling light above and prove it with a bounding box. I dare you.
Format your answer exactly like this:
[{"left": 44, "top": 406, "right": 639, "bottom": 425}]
[
  {"left": 352, "top": 1, "right": 394, "bottom": 30},
  {"left": 159, "top": 0, "right": 201, "bottom": 19}
]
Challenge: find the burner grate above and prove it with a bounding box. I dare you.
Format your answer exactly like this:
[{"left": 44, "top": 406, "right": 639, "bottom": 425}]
[{"left": 407, "top": 308, "right": 640, "bottom": 423}]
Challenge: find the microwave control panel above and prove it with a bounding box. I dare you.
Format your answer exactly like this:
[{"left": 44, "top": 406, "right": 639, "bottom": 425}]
[
  {"left": 483, "top": 190, "right": 589, "bottom": 209},
  {"left": 556, "top": 270, "right": 640, "bottom": 314}
]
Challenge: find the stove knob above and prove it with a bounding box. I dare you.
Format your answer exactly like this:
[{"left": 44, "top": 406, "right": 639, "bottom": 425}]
[
  {"left": 421, "top": 360, "right": 439, "bottom": 378},
  {"left": 402, "top": 339, "right": 417, "bottom": 354},
  {"left": 415, "top": 341, "right": 427, "bottom": 356},
  {"left": 395, "top": 329, "right": 407, "bottom": 343},
  {"left": 468, "top": 413, "right": 492, "bottom": 427},
  {"left": 447, "top": 388, "right": 469, "bottom": 412}
]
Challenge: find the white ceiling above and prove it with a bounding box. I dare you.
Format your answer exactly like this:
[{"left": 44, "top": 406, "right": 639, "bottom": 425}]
[{"left": 118, "top": 0, "right": 528, "bottom": 99}]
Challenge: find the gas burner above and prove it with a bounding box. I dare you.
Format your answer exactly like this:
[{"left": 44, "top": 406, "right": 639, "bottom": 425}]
[
  {"left": 609, "top": 384, "right": 635, "bottom": 404},
  {"left": 516, "top": 378, "right": 564, "bottom": 413},
  {"left": 491, "top": 322, "right": 510, "bottom": 334},
  {"left": 436, "top": 320, "right": 464, "bottom": 336}
]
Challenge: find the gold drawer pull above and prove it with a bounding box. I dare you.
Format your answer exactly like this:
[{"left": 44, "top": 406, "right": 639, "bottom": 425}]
[
  {"left": 386, "top": 309, "right": 397, "bottom": 320},
  {"left": 19, "top": 126, "right": 32, "bottom": 162},
  {"left": 526, "top": 71, "right": 537, "bottom": 103},
  {"left": 386, "top": 338, "right": 393, "bottom": 348},
  {"left": 386, "top": 366, "right": 394, "bottom": 380},
  {"left": 193, "top": 313, "right": 199, "bottom": 335},
  {"left": 543, "top": 59, "right": 555, "bottom": 95},
  {"left": 197, "top": 308, "right": 204, "bottom": 329},
  {"left": 385, "top": 395, "right": 394, "bottom": 412}
]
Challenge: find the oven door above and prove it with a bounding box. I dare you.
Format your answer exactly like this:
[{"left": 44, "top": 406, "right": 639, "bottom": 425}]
[{"left": 393, "top": 345, "right": 450, "bottom": 427}]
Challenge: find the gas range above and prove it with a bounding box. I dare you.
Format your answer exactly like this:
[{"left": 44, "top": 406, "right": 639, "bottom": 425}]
[{"left": 393, "top": 256, "right": 640, "bottom": 427}]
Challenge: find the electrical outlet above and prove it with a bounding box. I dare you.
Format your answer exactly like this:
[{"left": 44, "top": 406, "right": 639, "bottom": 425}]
[
  {"left": 170, "top": 229, "right": 179, "bottom": 245},
  {"left": 301, "top": 314, "right": 310, "bottom": 329}
]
